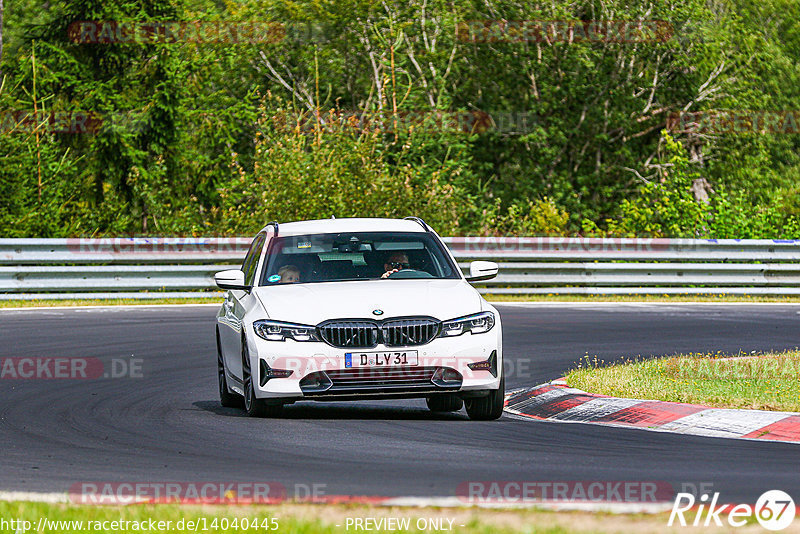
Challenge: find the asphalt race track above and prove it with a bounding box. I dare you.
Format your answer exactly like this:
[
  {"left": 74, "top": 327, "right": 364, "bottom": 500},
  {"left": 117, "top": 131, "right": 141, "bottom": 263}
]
[{"left": 0, "top": 303, "right": 798, "bottom": 503}]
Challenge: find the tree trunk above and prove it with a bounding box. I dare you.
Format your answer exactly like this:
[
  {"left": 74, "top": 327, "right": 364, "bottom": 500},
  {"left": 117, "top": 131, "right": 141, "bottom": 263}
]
[{"left": 0, "top": 0, "right": 4, "bottom": 72}]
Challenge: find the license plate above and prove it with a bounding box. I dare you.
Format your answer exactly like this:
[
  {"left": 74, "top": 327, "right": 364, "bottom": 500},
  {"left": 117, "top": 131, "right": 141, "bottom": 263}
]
[{"left": 345, "top": 351, "right": 418, "bottom": 368}]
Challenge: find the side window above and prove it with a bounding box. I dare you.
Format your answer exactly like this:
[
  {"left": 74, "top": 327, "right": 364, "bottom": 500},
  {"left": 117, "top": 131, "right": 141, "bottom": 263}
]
[{"left": 241, "top": 233, "right": 267, "bottom": 286}]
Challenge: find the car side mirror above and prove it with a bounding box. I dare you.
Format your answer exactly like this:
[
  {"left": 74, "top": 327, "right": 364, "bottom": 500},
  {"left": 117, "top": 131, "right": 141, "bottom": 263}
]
[
  {"left": 215, "top": 269, "right": 250, "bottom": 291},
  {"left": 466, "top": 261, "right": 499, "bottom": 282}
]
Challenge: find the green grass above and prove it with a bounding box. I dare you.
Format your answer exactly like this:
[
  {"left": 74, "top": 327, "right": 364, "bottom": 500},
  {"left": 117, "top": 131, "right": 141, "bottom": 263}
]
[
  {"left": 2, "top": 293, "right": 800, "bottom": 309},
  {"left": 484, "top": 293, "right": 800, "bottom": 303},
  {"left": 566, "top": 350, "right": 800, "bottom": 412},
  {"left": 0, "top": 501, "right": 691, "bottom": 534},
  {"left": 0, "top": 298, "right": 217, "bottom": 308}
]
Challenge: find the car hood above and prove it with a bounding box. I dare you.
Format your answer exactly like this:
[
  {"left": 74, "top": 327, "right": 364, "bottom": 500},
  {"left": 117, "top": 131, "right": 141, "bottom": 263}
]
[{"left": 253, "top": 279, "right": 482, "bottom": 325}]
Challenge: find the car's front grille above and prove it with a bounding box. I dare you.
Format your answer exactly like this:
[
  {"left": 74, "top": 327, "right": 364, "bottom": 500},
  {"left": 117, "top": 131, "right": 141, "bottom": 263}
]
[
  {"left": 299, "top": 366, "right": 462, "bottom": 396},
  {"left": 381, "top": 318, "right": 439, "bottom": 346},
  {"left": 317, "top": 317, "right": 440, "bottom": 348},
  {"left": 318, "top": 321, "right": 378, "bottom": 348}
]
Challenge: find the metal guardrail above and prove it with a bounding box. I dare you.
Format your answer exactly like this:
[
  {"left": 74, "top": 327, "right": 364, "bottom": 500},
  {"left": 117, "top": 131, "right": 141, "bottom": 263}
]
[
  {"left": 0, "top": 238, "right": 251, "bottom": 264},
  {"left": 1, "top": 237, "right": 799, "bottom": 299}
]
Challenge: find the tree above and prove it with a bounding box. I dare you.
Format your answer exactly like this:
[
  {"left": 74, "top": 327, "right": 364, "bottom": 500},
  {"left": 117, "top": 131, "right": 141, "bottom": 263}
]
[
  {"left": 2, "top": 0, "right": 800, "bottom": 237},
  {"left": 0, "top": 0, "right": 4, "bottom": 70}
]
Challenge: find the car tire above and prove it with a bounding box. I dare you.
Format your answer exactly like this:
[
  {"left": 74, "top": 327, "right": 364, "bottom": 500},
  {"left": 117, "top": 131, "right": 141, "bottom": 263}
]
[
  {"left": 217, "top": 329, "right": 243, "bottom": 408},
  {"left": 242, "top": 337, "right": 283, "bottom": 418},
  {"left": 426, "top": 394, "right": 463, "bottom": 413},
  {"left": 465, "top": 374, "right": 505, "bottom": 421}
]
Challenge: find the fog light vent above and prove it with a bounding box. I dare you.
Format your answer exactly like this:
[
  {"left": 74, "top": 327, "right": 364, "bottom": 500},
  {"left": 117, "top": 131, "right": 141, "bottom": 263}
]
[
  {"left": 467, "top": 350, "right": 498, "bottom": 377},
  {"left": 259, "top": 360, "right": 293, "bottom": 387}
]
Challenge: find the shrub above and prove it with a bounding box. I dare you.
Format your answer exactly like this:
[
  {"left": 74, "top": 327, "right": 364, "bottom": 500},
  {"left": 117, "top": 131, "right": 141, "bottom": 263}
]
[{"left": 218, "top": 100, "right": 475, "bottom": 236}]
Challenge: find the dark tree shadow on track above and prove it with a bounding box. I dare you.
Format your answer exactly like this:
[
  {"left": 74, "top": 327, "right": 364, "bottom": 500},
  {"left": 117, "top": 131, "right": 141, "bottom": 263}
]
[{"left": 192, "top": 400, "right": 469, "bottom": 421}]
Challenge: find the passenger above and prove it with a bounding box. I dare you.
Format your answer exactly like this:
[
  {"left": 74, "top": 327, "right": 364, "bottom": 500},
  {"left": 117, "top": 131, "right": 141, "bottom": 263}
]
[{"left": 278, "top": 264, "right": 301, "bottom": 283}]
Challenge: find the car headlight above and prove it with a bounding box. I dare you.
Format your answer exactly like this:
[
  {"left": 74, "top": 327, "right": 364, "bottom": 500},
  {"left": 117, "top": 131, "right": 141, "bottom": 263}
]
[
  {"left": 253, "top": 320, "right": 321, "bottom": 342},
  {"left": 438, "top": 311, "right": 495, "bottom": 337}
]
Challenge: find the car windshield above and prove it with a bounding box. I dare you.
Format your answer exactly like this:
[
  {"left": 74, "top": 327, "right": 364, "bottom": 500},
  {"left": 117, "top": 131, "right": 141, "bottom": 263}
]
[{"left": 259, "top": 232, "right": 460, "bottom": 285}]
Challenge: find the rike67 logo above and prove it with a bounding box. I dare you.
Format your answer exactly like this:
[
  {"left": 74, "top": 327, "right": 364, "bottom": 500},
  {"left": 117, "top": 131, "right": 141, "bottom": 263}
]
[{"left": 669, "top": 490, "right": 795, "bottom": 530}]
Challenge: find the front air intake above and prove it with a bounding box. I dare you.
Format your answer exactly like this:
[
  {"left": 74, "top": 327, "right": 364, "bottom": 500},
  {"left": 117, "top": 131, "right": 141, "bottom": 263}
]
[{"left": 300, "top": 366, "right": 462, "bottom": 396}]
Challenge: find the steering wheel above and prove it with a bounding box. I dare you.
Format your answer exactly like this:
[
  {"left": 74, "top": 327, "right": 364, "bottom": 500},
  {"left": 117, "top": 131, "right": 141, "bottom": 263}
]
[{"left": 387, "top": 269, "right": 434, "bottom": 279}]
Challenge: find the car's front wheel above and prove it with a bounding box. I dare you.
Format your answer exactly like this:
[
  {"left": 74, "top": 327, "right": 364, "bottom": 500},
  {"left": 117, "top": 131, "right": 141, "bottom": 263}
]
[
  {"left": 242, "top": 337, "right": 282, "bottom": 418},
  {"left": 426, "top": 394, "right": 463, "bottom": 413},
  {"left": 465, "top": 375, "right": 505, "bottom": 420}
]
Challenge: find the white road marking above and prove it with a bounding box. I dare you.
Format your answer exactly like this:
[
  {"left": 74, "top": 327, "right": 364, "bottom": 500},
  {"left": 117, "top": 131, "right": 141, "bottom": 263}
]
[{"left": 0, "top": 491, "right": 69, "bottom": 503}]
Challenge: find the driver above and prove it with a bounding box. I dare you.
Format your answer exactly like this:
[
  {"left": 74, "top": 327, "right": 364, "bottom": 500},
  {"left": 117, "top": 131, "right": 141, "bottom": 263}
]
[{"left": 381, "top": 251, "right": 410, "bottom": 278}]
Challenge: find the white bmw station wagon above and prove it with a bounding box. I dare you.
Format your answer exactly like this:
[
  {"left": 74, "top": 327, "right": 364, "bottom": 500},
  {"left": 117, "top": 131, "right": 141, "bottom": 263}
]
[{"left": 214, "top": 217, "right": 504, "bottom": 420}]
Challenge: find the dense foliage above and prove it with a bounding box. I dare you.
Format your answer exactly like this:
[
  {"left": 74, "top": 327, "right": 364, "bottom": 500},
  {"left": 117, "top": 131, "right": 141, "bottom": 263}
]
[{"left": 1, "top": 0, "right": 799, "bottom": 237}]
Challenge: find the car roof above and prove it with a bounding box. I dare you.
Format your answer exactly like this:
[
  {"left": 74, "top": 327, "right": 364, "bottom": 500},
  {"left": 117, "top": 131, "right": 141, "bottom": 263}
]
[{"left": 260, "top": 218, "right": 429, "bottom": 237}]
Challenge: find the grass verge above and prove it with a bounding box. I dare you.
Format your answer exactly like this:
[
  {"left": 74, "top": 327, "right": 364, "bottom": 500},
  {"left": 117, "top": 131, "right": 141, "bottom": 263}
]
[
  {"left": 0, "top": 501, "right": 765, "bottom": 534},
  {"left": 566, "top": 350, "right": 800, "bottom": 412},
  {"left": 484, "top": 293, "right": 800, "bottom": 303},
  {"left": 0, "top": 298, "right": 217, "bottom": 308},
  {"left": 3, "top": 294, "right": 800, "bottom": 308}
]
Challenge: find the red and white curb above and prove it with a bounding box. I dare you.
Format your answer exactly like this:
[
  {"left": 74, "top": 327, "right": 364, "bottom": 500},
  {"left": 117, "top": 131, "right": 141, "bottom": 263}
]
[{"left": 504, "top": 381, "right": 800, "bottom": 444}]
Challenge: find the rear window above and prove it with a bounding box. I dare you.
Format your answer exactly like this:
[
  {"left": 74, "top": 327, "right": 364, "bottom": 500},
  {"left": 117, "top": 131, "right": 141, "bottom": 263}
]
[{"left": 259, "top": 232, "right": 459, "bottom": 285}]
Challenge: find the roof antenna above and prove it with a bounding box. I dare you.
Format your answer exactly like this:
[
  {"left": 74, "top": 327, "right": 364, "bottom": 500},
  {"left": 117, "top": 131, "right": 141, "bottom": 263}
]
[{"left": 331, "top": 215, "right": 336, "bottom": 219}]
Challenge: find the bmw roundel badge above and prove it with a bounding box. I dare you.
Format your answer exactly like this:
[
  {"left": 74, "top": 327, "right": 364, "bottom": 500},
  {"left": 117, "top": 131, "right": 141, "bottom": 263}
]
[{"left": 372, "top": 309, "right": 384, "bottom": 316}]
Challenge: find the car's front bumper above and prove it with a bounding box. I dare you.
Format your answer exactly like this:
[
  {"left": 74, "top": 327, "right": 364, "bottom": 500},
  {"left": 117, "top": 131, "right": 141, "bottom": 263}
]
[{"left": 248, "top": 328, "right": 502, "bottom": 400}]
